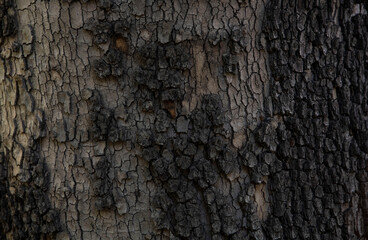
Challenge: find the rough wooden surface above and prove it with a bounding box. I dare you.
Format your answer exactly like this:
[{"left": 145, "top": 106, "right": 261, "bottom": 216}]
[{"left": 0, "top": 0, "right": 367, "bottom": 239}]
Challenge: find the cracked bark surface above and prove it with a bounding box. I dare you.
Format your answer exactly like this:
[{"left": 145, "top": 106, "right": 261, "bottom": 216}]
[{"left": 0, "top": 0, "right": 367, "bottom": 239}]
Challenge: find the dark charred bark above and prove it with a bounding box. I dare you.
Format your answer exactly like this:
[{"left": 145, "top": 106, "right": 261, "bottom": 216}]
[{"left": 263, "top": 1, "right": 368, "bottom": 239}]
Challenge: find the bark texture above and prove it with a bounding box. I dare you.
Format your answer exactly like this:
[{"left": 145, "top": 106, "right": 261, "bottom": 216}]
[
  {"left": 263, "top": 1, "right": 368, "bottom": 239},
  {"left": 0, "top": 0, "right": 367, "bottom": 239}
]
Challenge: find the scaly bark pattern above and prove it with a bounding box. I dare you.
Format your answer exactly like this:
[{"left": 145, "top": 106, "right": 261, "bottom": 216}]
[
  {"left": 0, "top": 0, "right": 367, "bottom": 239},
  {"left": 263, "top": 0, "right": 368, "bottom": 239},
  {"left": 0, "top": 0, "right": 60, "bottom": 239}
]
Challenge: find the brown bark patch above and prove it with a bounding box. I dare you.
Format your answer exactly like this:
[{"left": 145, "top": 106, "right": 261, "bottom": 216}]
[
  {"left": 162, "top": 100, "right": 176, "bottom": 118},
  {"left": 116, "top": 37, "right": 128, "bottom": 53},
  {"left": 254, "top": 177, "right": 269, "bottom": 220}
]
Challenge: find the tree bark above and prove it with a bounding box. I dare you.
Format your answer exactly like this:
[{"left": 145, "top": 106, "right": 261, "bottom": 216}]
[{"left": 0, "top": 0, "right": 367, "bottom": 239}]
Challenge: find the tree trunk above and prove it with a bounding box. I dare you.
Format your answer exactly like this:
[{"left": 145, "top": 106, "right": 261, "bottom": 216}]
[{"left": 0, "top": 0, "right": 367, "bottom": 239}]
